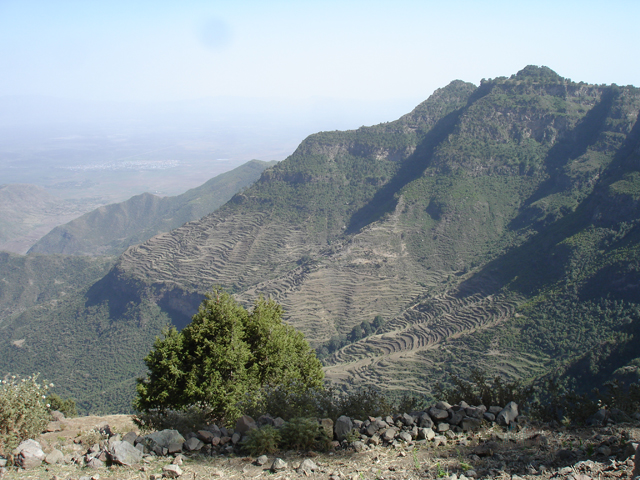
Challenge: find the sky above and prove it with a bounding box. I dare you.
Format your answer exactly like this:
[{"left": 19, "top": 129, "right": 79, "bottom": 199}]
[{"left": 1, "top": 0, "right": 639, "bottom": 107}]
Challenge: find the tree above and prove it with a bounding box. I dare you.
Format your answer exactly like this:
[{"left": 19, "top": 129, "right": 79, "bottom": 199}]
[{"left": 134, "top": 289, "right": 323, "bottom": 423}]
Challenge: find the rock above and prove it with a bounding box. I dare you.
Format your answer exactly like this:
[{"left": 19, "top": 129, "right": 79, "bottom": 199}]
[
  {"left": 596, "top": 446, "right": 612, "bottom": 456},
  {"left": 352, "top": 440, "right": 366, "bottom": 452},
  {"left": 45, "top": 449, "right": 64, "bottom": 465},
  {"left": 50, "top": 410, "right": 65, "bottom": 421},
  {"left": 433, "top": 435, "right": 447, "bottom": 447},
  {"left": 205, "top": 424, "right": 221, "bottom": 437},
  {"left": 110, "top": 440, "right": 143, "bottom": 466},
  {"left": 401, "top": 413, "right": 415, "bottom": 426},
  {"left": 320, "top": 418, "right": 334, "bottom": 438},
  {"left": 368, "top": 434, "right": 382, "bottom": 446},
  {"left": 398, "top": 432, "right": 412, "bottom": 443},
  {"left": 86, "top": 457, "right": 104, "bottom": 469},
  {"left": 14, "top": 439, "right": 45, "bottom": 470},
  {"left": 488, "top": 406, "right": 502, "bottom": 414},
  {"left": 429, "top": 407, "right": 449, "bottom": 421},
  {"left": 466, "top": 470, "right": 477, "bottom": 478},
  {"left": 273, "top": 417, "right": 286, "bottom": 428},
  {"left": 586, "top": 409, "right": 609, "bottom": 426},
  {"left": 483, "top": 412, "right": 496, "bottom": 422},
  {"left": 447, "top": 411, "right": 464, "bottom": 426},
  {"left": 197, "top": 430, "right": 215, "bottom": 443},
  {"left": 255, "top": 455, "right": 268, "bottom": 466},
  {"left": 622, "top": 441, "right": 639, "bottom": 460},
  {"left": 460, "top": 417, "right": 481, "bottom": 432},
  {"left": 163, "top": 464, "right": 183, "bottom": 478},
  {"left": 496, "top": 402, "right": 518, "bottom": 426},
  {"left": 184, "top": 437, "right": 204, "bottom": 452},
  {"left": 382, "top": 427, "right": 398, "bottom": 442},
  {"left": 465, "top": 405, "right": 486, "bottom": 418},
  {"left": 235, "top": 415, "right": 257, "bottom": 434},
  {"left": 417, "top": 412, "right": 434, "bottom": 429},
  {"left": 271, "top": 458, "right": 287, "bottom": 472},
  {"left": 122, "top": 431, "right": 138, "bottom": 445},
  {"left": 609, "top": 408, "right": 631, "bottom": 423},
  {"left": 419, "top": 427, "right": 435, "bottom": 441},
  {"left": 298, "top": 458, "right": 318, "bottom": 473},
  {"left": 334, "top": 415, "right": 353, "bottom": 441},
  {"left": 257, "top": 414, "right": 275, "bottom": 426},
  {"left": 231, "top": 432, "right": 241, "bottom": 445},
  {"left": 633, "top": 443, "right": 639, "bottom": 478},
  {"left": 437, "top": 423, "right": 450, "bottom": 433},
  {"left": 144, "top": 430, "right": 185, "bottom": 455},
  {"left": 559, "top": 467, "right": 573, "bottom": 475},
  {"left": 172, "top": 454, "right": 184, "bottom": 465},
  {"left": 436, "top": 401, "right": 452, "bottom": 410}
]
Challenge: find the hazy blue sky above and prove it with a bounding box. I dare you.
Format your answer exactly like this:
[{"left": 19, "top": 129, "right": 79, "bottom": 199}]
[{"left": 1, "top": 0, "right": 638, "bottom": 105}]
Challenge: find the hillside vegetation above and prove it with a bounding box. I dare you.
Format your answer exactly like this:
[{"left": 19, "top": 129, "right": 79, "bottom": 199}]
[{"left": 2, "top": 66, "right": 639, "bottom": 413}]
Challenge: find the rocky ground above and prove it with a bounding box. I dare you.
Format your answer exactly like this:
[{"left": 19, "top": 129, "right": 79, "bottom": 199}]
[{"left": 2, "top": 411, "right": 639, "bottom": 480}]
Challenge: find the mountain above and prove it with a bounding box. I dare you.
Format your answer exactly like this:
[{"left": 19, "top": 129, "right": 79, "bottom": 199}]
[
  {"left": 2, "top": 66, "right": 639, "bottom": 413},
  {"left": 0, "top": 184, "right": 103, "bottom": 254},
  {"left": 28, "top": 160, "right": 277, "bottom": 257}
]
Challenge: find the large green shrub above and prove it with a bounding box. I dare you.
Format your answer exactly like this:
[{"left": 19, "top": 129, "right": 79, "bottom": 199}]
[
  {"left": 0, "top": 374, "right": 52, "bottom": 455},
  {"left": 134, "top": 289, "right": 324, "bottom": 426}
]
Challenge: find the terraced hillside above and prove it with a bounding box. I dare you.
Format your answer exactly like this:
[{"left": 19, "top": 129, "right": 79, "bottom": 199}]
[
  {"left": 29, "top": 160, "right": 276, "bottom": 256},
  {"left": 2, "top": 66, "right": 640, "bottom": 412}
]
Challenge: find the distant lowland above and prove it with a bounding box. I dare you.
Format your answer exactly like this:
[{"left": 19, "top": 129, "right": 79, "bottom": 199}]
[{"left": 2, "top": 66, "right": 639, "bottom": 414}]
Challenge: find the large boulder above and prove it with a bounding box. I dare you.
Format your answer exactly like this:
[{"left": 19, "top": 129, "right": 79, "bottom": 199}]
[
  {"left": 235, "top": 415, "right": 257, "bottom": 434},
  {"left": 110, "top": 440, "right": 143, "bottom": 466},
  {"left": 496, "top": 402, "right": 518, "bottom": 426},
  {"left": 143, "top": 429, "right": 185, "bottom": 455},
  {"left": 14, "top": 439, "right": 45, "bottom": 470},
  {"left": 334, "top": 415, "right": 353, "bottom": 441}
]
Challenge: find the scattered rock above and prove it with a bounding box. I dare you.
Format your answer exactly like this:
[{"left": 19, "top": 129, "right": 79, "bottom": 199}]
[
  {"left": 255, "top": 455, "right": 268, "bottom": 466},
  {"left": 109, "top": 440, "right": 143, "bottom": 466},
  {"left": 45, "top": 449, "right": 64, "bottom": 465},
  {"left": 14, "top": 439, "right": 45, "bottom": 470},
  {"left": 235, "top": 415, "right": 257, "bottom": 434},
  {"left": 184, "top": 436, "right": 204, "bottom": 452},
  {"left": 298, "top": 458, "right": 318, "bottom": 473},
  {"left": 163, "top": 464, "right": 183, "bottom": 478},
  {"left": 271, "top": 457, "right": 287, "bottom": 472},
  {"left": 496, "top": 402, "right": 518, "bottom": 426}
]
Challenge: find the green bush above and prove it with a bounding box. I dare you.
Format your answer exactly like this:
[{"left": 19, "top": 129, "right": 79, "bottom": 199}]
[
  {"left": 280, "top": 417, "right": 330, "bottom": 451},
  {"left": 133, "top": 406, "right": 212, "bottom": 434},
  {"left": 47, "top": 393, "right": 77, "bottom": 418},
  {"left": 134, "top": 289, "right": 324, "bottom": 426},
  {"left": 242, "top": 425, "right": 281, "bottom": 456},
  {"left": 0, "top": 374, "right": 52, "bottom": 455}
]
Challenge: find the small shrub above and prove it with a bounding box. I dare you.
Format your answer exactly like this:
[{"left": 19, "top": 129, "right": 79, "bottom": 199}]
[
  {"left": 133, "top": 406, "right": 211, "bottom": 434},
  {"left": 337, "top": 387, "right": 394, "bottom": 420},
  {"left": 0, "top": 374, "right": 52, "bottom": 455},
  {"left": 280, "top": 417, "right": 329, "bottom": 451},
  {"left": 242, "top": 425, "right": 281, "bottom": 456},
  {"left": 47, "top": 393, "right": 78, "bottom": 418}
]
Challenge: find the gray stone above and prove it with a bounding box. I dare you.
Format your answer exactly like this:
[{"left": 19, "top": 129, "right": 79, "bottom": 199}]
[
  {"left": 447, "top": 411, "right": 464, "bottom": 426},
  {"left": 14, "top": 439, "right": 45, "bottom": 470},
  {"left": 168, "top": 442, "right": 183, "bottom": 454},
  {"left": 633, "top": 443, "right": 639, "bottom": 478},
  {"left": 205, "top": 424, "right": 221, "bottom": 437},
  {"left": 163, "top": 464, "right": 183, "bottom": 478},
  {"left": 197, "top": 430, "right": 215, "bottom": 443},
  {"left": 172, "top": 454, "right": 184, "bottom": 465},
  {"left": 231, "top": 432, "right": 241, "bottom": 445},
  {"left": 368, "top": 434, "right": 381, "bottom": 446},
  {"left": 401, "top": 413, "right": 415, "bottom": 426},
  {"left": 352, "top": 440, "right": 366, "bottom": 452},
  {"left": 334, "top": 415, "right": 353, "bottom": 441},
  {"left": 299, "top": 458, "right": 318, "bottom": 473},
  {"left": 235, "top": 415, "right": 257, "bottom": 434},
  {"left": 410, "top": 426, "right": 419, "bottom": 440},
  {"left": 86, "top": 457, "right": 104, "bottom": 469},
  {"left": 122, "top": 431, "right": 138, "bottom": 445},
  {"left": 496, "top": 402, "right": 518, "bottom": 426},
  {"left": 483, "top": 412, "right": 495, "bottom": 422},
  {"left": 398, "top": 431, "right": 413, "bottom": 443},
  {"left": 465, "top": 406, "right": 486, "bottom": 418},
  {"left": 437, "top": 422, "right": 449, "bottom": 433},
  {"left": 255, "top": 455, "right": 268, "bottom": 466},
  {"left": 382, "top": 427, "right": 398, "bottom": 442},
  {"left": 586, "top": 409, "right": 609, "bottom": 426},
  {"left": 596, "top": 445, "right": 612, "bottom": 456},
  {"left": 433, "top": 435, "right": 447, "bottom": 447},
  {"left": 184, "top": 437, "right": 204, "bottom": 452},
  {"left": 435, "top": 401, "right": 452, "bottom": 410},
  {"left": 417, "top": 412, "right": 434, "bottom": 429},
  {"left": 488, "top": 406, "right": 503, "bottom": 414},
  {"left": 273, "top": 417, "right": 286, "bottom": 428},
  {"left": 271, "top": 458, "right": 287, "bottom": 472},
  {"left": 110, "top": 440, "right": 143, "bottom": 466},
  {"left": 144, "top": 429, "right": 185, "bottom": 455},
  {"left": 429, "top": 406, "right": 449, "bottom": 421},
  {"left": 45, "top": 449, "right": 64, "bottom": 465},
  {"left": 460, "top": 417, "right": 482, "bottom": 432},
  {"left": 418, "top": 427, "right": 435, "bottom": 441},
  {"left": 50, "top": 410, "right": 65, "bottom": 421}
]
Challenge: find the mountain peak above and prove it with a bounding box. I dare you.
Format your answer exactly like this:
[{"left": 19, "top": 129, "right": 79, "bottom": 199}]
[{"left": 513, "top": 65, "right": 564, "bottom": 82}]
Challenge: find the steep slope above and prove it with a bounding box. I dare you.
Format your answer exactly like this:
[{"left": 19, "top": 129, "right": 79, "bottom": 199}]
[
  {"left": 2, "top": 66, "right": 640, "bottom": 412},
  {"left": 29, "top": 160, "right": 276, "bottom": 256}
]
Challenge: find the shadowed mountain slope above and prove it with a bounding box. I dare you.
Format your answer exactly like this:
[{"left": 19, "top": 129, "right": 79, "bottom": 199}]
[
  {"left": 2, "top": 67, "right": 640, "bottom": 412},
  {"left": 28, "top": 160, "right": 276, "bottom": 256}
]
